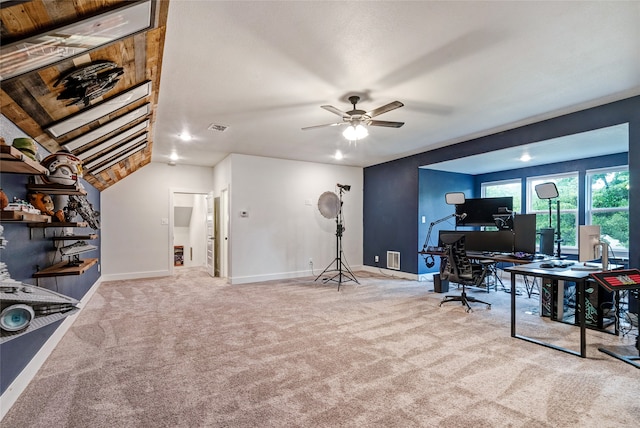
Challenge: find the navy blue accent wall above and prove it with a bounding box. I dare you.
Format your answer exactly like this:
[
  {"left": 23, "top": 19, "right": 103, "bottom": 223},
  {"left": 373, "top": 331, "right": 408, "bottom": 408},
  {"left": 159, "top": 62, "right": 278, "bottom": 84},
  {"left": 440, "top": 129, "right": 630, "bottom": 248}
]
[
  {"left": 417, "top": 169, "right": 473, "bottom": 275},
  {"left": 364, "top": 95, "right": 639, "bottom": 275},
  {"left": 0, "top": 172, "right": 101, "bottom": 394},
  {"left": 363, "top": 157, "right": 418, "bottom": 271}
]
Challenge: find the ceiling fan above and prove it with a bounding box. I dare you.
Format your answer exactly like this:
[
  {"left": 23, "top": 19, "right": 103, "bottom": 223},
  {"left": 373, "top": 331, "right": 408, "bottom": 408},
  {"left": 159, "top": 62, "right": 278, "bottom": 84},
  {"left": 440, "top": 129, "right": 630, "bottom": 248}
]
[{"left": 302, "top": 96, "right": 405, "bottom": 138}]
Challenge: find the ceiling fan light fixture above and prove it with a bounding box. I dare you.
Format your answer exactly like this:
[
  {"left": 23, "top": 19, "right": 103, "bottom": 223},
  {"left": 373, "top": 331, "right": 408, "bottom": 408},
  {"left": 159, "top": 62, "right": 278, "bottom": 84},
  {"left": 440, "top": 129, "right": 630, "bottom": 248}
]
[{"left": 343, "top": 124, "right": 368, "bottom": 141}]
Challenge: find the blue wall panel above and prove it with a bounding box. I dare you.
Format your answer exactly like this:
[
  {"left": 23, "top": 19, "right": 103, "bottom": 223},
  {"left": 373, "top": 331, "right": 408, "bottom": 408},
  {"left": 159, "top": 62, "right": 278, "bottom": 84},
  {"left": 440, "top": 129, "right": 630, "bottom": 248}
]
[
  {"left": 418, "top": 169, "right": 473, "bottom": 275},
  {"left": 364, "top": 95, "right": 639, "bottom": 276},
  {"left": 0, "top": 171, "right": 101, "bottom": 394},
  {"left": 363, "top": 157, "right": 418, "bottom": 271}
]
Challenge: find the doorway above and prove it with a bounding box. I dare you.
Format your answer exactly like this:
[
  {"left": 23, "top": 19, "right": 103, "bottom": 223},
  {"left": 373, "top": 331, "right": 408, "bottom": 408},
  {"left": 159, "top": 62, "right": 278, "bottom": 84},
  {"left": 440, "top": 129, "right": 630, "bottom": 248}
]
[{"left": 170, "top": 190, "right": 209, "bottom": 274}]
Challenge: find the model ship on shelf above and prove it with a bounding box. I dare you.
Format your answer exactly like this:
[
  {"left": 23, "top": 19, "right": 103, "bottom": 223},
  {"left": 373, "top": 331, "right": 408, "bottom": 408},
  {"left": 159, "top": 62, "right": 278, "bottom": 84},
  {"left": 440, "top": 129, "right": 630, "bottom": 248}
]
[
  {"left": 1, "top": 225, "right": 80, "bottom": 344},
  {"left": 0, "top": 278, "right": 80, "bottom": 344},
  {"left": 59, "top": 240, "right": 97, "bottom": 267}
]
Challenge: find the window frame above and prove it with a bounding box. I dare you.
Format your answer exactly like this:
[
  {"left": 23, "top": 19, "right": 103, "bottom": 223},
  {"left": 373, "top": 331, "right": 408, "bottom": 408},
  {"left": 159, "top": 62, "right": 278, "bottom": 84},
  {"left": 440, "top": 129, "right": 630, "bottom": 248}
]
[
  {"left": 481, "top": 178, "right": 522, "bottom": 213},
  {"left": 526, "top": 172, "right": 579, "bottom": 250},
  {"left": 585, "top": 165, "right": 629, "bottom": 255}
]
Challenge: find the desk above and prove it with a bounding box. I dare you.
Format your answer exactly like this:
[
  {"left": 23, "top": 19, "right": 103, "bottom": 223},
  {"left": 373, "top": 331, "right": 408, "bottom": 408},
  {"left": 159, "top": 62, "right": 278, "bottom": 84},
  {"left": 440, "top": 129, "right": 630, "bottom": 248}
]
[
  {"left": 505, "top": 261, "right": 602, "bottom": 358},
  {"left": 467, "top": 252, "right": 546, "bottom": 295}
]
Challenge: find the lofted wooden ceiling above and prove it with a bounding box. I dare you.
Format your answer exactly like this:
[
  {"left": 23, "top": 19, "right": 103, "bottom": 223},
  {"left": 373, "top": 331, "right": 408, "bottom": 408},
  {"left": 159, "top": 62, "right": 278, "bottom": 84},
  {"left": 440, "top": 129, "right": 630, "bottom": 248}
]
[{"left": 0, "top": 0, "right": 168, "bottom": 191}]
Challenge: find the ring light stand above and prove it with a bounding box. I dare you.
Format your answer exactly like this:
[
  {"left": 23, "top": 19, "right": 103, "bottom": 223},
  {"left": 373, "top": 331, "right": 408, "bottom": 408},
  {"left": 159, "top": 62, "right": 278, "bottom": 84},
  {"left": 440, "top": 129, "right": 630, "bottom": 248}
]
[
  {"left": 315, "top": 185, "right": 358, "bottom": 290},
  {"left": 535, "top": 182, "right": 563, "bottom": 259}
]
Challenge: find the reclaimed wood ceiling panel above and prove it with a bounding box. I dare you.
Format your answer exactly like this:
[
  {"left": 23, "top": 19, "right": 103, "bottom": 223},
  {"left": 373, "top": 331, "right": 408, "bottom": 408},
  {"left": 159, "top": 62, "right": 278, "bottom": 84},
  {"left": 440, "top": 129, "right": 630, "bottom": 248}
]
[{"left": 0, "top": 0, "right": 169, "bottom": 191}]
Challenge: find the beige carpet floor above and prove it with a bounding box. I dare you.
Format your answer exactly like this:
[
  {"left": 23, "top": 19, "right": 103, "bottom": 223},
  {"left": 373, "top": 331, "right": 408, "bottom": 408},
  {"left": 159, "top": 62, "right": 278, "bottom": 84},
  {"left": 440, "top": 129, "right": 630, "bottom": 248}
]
[{"left": 2, "top": 267, "right": 639, "bottom": 427}]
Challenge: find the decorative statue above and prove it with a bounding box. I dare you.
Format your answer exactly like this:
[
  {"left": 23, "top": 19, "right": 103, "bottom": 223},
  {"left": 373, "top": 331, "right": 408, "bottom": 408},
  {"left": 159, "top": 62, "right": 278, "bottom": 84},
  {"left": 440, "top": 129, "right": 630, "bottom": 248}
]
[{"left": 27, "top": 193, "right": 65, "bottom": 222}]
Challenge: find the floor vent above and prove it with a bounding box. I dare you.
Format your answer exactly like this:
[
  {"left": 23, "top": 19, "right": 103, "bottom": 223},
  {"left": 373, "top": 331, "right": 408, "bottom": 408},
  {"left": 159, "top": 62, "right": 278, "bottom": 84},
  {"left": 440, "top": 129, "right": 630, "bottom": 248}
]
[{"left": 387, "top": 251, "right": 400, "bottom": 270}]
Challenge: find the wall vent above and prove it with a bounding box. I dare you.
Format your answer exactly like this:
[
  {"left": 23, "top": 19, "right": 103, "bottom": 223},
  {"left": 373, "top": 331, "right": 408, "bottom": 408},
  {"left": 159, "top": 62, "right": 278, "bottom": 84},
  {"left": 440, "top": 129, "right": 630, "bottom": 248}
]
[
  {"left": 386, "top": 251, "right": 400, "bottom": 270},
  {"left": 208, "top": 123, "right": 229, "bottom": 132}
]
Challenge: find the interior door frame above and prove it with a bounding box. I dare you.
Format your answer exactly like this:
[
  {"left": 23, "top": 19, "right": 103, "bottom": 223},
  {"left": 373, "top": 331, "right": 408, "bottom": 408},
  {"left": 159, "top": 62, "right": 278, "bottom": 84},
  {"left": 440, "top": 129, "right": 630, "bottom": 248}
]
[
  {"left": 220, "top": 187, "right": 229, "bottom": 279},
  {"left": 169, "top": 186, "right": 212, "bottom": 275}
]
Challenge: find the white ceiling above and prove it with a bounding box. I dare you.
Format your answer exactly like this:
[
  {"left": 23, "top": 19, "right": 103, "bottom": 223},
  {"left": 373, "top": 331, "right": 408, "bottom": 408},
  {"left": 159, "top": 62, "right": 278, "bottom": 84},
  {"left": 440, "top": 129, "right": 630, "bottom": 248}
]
[
  {"left": 153, "top": 1, "right": 640, "bottom": 170},
  {"left": 424, "top": 122, "right": 629, "bottom": 174}
]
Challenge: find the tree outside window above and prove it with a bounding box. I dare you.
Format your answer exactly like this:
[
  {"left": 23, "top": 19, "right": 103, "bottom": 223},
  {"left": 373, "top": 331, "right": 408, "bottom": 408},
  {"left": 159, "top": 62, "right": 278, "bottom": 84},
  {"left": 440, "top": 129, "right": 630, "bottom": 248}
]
[
  {"left": 588, "top": 167, "right": 629, "bottom": 251},
  {"left": 528, "top": 174, "right": 578, "bottom": 247},
  {"left": 482, "top": 180, "right": 522, "bottom": 213}
]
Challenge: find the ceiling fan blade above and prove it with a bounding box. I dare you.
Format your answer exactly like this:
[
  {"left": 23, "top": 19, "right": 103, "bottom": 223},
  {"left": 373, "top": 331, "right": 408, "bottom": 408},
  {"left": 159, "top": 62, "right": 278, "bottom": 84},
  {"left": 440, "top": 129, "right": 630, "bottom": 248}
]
[
  {"left": 368, "top": 120, "right": 405, "bottom": 128},
  {"left": 301, "top": 122, "right": 346, "bottom": 131},
  {"left": 366, "top": 101, "right": 404, "bottom": 118},
  {"left": 321, "top": 105, "right": 349, "bottom": 117}
]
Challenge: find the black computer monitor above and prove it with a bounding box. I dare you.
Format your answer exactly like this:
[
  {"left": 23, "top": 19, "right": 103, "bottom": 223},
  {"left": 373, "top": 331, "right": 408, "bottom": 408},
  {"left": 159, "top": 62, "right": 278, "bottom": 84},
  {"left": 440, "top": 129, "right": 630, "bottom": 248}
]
[
  {"left": 455, "top": 197, "right": 513, "bottom": 226},
  {"left": 439, "top": 230, "right": 513, "bottom": 253},
  {"left": 513, "top": 214, "right": 537, "bottom": 254}
]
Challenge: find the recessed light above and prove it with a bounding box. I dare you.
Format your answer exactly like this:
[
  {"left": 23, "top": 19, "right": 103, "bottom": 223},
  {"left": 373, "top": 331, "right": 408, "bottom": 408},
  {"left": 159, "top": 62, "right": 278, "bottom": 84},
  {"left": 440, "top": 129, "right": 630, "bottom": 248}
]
[
  {"left": 169, "top": 152, "right": 179, "bottom": 161},
  {"left": 520, "top": 153, "right": 531, "bottom": 162},
  {"left": 179, "top": 133, "right": 192, "bottom": 141},
  {"left": 335, "top": 150, "right": 343, "bottom": 160}
]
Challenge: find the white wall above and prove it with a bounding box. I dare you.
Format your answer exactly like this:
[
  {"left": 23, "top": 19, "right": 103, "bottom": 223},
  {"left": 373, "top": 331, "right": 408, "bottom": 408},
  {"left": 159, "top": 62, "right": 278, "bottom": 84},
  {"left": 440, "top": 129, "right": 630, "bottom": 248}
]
[
  {"left": 102, "top": 155, "right": 362, "bottom": 284},
  {"left": 227, "top": 154, "right": 363, "bottom": 284},
  {"left": 101, "top": 162, "right": 214, "bottom": 280}
]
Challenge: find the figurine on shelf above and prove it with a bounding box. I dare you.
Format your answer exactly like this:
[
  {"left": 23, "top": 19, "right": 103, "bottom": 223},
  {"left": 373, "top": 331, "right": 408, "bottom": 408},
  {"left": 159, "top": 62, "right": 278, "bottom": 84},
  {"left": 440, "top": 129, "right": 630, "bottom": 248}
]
[
  {"left": 11, "top": 137, "right": 39, "bottom": 161},
  {"left": 64, "top": 195, "right": 100, "bottom": 229},
  {"left": 0, "top": 189, "right": 8, "bottom": 211},
  {"left": 3, "top": 198, "right": 40, "bottom": 214},
  {"left": 40, "top": 151, "right": 83, "bottom": 186},
  {"left": 27, "top": 192, "right": 65, "bottom": 222}
]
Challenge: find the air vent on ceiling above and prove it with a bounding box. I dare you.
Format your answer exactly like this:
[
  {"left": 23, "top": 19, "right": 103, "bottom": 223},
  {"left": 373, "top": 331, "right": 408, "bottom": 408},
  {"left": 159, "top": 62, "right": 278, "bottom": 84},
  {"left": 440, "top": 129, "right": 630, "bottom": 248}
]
[
  {"left": 208, "top": 123, "right": 229, "bottom": 132},
  {"left": 387, "top": 251, "right": 400, "bottom": 270}
]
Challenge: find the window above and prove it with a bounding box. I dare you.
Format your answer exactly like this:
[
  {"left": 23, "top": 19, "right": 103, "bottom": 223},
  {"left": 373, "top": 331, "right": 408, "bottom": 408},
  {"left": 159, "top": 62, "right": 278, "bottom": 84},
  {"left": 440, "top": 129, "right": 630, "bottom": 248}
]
[
  {"left": 527, "top": 173, "right": 579, "bottom": 247},
  {"left": 481, "top": 179, "right": 522, "bottom": 213},
  {"left": 586, "top": 166, "right": 629, "bottom": 252}
]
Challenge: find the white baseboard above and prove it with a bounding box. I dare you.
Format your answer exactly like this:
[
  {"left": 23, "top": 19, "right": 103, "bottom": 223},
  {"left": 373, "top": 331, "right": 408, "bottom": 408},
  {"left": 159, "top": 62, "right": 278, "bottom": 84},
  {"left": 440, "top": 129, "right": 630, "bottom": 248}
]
[
  {"left": 0, "top": 277, "right": 103, "bottom": 421},
  {"left": 101, "top": 270, "right": 170, "bottom": 281}
]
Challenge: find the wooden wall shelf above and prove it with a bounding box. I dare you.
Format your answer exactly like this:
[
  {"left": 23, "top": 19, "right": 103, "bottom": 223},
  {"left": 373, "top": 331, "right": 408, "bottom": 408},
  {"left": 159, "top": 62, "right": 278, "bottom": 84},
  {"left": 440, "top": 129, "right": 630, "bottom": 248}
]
[
  {"left": 0, "top": 211, "right": 51, "bottom": 223},
  {"left": 0, "top": 145, "right": 48, "bottom": 175},
  {"left": 26, "top": 183, "right": 87, "bottom": 196},
  {"left": 33, "top": 258, "right": 98, "bottom": 278},
  {"left": 51, "top": 234, "right": 98, "bottom": 241},
  {"left": 28, "top": 222, "right": 88, "bottom": 228}
]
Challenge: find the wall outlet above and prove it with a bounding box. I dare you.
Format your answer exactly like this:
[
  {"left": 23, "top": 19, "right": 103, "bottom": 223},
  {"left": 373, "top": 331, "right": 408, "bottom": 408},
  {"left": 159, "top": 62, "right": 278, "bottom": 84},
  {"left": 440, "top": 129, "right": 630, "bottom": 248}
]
[{"left": 374, "top": 255, "right": 379, "bottom": 263}]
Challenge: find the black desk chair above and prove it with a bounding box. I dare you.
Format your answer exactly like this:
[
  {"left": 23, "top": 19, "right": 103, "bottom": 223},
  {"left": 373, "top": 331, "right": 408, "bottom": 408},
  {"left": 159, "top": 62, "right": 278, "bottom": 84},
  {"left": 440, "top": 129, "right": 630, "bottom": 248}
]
[{"left": 439, "top": 234, "right": 492, "bottom": 312}]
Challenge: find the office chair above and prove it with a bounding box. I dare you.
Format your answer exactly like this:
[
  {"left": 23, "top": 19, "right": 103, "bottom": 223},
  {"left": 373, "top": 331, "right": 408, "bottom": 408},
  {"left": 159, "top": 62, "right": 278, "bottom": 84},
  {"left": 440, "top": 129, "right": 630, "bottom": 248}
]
[{"left": 439, "top": 234, "right": 492, "bottom": 312}]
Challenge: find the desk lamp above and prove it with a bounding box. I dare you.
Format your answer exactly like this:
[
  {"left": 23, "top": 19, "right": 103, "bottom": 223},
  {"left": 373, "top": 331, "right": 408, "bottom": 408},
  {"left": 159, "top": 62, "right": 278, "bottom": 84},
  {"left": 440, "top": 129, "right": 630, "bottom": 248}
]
[{"left": 535, "top": 182, "right": 562, "bottom": 258}]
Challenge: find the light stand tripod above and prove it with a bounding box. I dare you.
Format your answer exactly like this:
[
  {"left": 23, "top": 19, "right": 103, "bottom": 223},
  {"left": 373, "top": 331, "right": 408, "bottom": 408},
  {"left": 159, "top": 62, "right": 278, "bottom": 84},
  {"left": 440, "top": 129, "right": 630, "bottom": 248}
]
[
  {"left": 545, "top": 198, "right": 563, "bottom": 259},
  {"left": 315, "top": 186, "right": 359, "bottom": 290}
]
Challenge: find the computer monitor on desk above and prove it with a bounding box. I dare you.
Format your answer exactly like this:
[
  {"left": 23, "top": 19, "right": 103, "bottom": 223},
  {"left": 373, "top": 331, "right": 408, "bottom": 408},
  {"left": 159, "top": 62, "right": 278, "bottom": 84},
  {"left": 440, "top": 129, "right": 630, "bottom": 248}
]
[
  {"left": 439, "top": 229, "right": 513, "bottom": 253},
  {"left": 439, "top": 214, "right": 537, "bottom": 255},
  {"left": 579, "top": 225, "right": 609, "bottom": 270},
  {"left": 579, "top": 225, "right": 601, "bottom": 262},
  {"left": 513, "top": 214, "right": 537, "bottom": 255}
]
